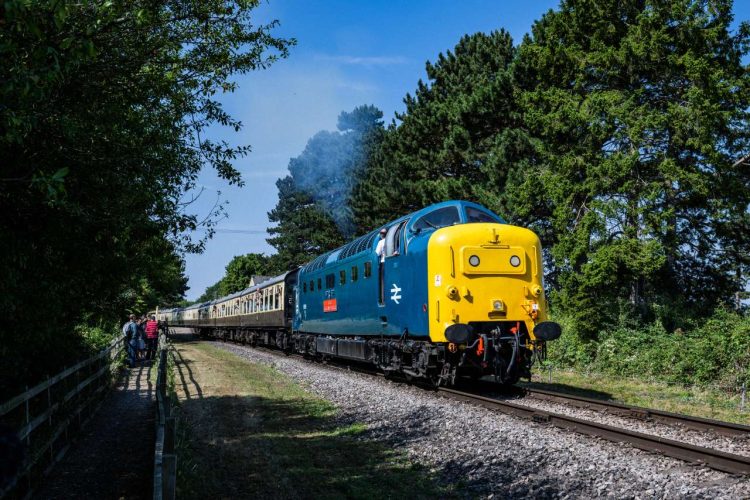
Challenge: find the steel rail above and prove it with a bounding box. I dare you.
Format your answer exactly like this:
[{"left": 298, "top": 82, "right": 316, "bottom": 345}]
[
  {"left": 196, "top": 333, "right": 750, "bottom": 476},
  {"left": 438, "top": 387, "right": 750, "bottom": 476},
  {"left": 521, "top": 387, "right": 750, "bottom": 438}
]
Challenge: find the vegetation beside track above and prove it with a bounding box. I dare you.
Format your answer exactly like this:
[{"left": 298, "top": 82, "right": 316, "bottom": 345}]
[
  {"left": 523, "top": 368, "right": 748, "bottom": 425},
  {"left": 171, "top": 340, "right": 448, "bottom": 499},
  {"left": 546, "top": 308, "right": 749, "bottom": 396},
  {"left": 529, "top": 309, "right": 750, "bottom": 424}
]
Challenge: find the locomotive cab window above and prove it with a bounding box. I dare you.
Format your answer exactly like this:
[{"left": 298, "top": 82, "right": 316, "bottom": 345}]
[
  {"left": 465, "top": 206, "right": 504, "bottom": 224},
  {"left": 385, "top": 220, "right": 408, "bottom": 257},
  {"left": 412, "top": 206, "right": 460, "bottom": 233}
]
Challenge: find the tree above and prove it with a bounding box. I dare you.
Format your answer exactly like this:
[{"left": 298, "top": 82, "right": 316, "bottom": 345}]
[
  {"left": 267, "top": 105, "right": 384, "bottom": 267},
  {"left": 351, "top": 31, "right": 524, "bottom": 229},
  {"left": 512, "top": 0, "right": 750, "bottom": 336},
  {"left": 0, "top": 0, "right": 293, "bottom": 397},
  {"left": 267, "top": 177, "right": 346, "bottom": 270},
  {"left": 220, "top": 253, "right": 273, "bottom": 295}
]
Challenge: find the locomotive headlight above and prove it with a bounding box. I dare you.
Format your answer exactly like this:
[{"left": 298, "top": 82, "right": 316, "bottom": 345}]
[
  {"left": 469, "top": 255, "right": 480, "bottom": 267},
  {"left": 509, "top": 255, "right": 521, "bottom": 267},
  {"left": 492, "top": 299, "right": 504, "bottom": 311}
]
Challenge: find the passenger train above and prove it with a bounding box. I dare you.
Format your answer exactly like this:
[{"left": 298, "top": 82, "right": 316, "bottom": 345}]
[{"left": 158, "top": 201, "right": 561, "bottom": 385}]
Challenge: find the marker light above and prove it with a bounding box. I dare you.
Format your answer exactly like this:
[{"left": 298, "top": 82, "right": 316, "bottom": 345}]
[
  {"left": 469, "top": 255, "right": 480, "bottom": 267},
  {"left": 509, "top": 255, "right": 521, "bottom": 267},
  {"left": 492, "top": 300, "right": 504, "bottom": 311}
]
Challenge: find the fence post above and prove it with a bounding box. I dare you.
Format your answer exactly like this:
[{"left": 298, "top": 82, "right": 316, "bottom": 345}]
[
  {"left": 741, "top": 382, "right": 746, "bottom": 412},
  {"left": 162, "top": 454, "right": 176, "bottom": 500},
  {"left": 164, "top": 417, "right": 175, "bottom": 454}
]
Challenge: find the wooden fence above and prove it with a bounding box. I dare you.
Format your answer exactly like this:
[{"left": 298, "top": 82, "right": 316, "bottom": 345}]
[
  {"left": 0, "top": 334, "right": 125, "bottom": 499},
  {"left": 153, "top": 333, "right": 177, "bottom": 500}
]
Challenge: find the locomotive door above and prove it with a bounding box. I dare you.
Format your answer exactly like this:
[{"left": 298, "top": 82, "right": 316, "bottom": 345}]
[{"left": 380, "top": 220, "right": 407, "bottom": 312}]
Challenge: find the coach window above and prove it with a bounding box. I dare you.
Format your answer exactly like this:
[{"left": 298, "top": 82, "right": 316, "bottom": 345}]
[
  {"left": 351, "top": 266, "right": 358, "bottom": 282},
  {"left": 340, "top": 270, "right": 346, "bottom": 285},
  {"left": 364, "top": 261, "right": 372, "bottom": 278}
]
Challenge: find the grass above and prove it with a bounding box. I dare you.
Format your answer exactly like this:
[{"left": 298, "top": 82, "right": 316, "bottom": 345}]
[
  {"left": 522, "top": 366, "right": 749, "bottom": 425},
  {"left": 170, "top": 340, "right": 450, "bottom": 499}
]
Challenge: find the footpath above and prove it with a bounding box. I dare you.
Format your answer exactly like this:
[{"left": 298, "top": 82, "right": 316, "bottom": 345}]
[{"left": 34, "top": 362, "right": 155, "bottom": 499}]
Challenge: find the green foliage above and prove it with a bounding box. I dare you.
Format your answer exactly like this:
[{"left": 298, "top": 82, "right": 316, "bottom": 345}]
[
  {"left": 0, "top": 0, "right": 293, "bottom": 398},
  {"left": 75, "top": 323, "right": 119, "bottom": 351},
  {"left": 192, "top": 253, "right": 277, "bottom": 303},
  {"left": 351, "top": 31, "right": 523, "bottom": 230},
  {"left": 549, "top": 308, "right": 750, "bottom": 390},
  {"left": 511, "top": 0, "right": 750, "bottom": 337},
  {"left": 267, "top": 177, "right": 346, "bottom": 270}
]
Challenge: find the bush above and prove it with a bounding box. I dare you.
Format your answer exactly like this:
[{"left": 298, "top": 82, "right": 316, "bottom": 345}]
[
  {"left": 75, "top": 322, "right": 119, "bottom": 353},
  {"left": 547, "top": 308, "right": 750, "bottom": 391}
]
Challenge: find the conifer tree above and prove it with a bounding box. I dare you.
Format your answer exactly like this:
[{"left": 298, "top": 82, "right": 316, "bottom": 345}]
[
  {"left": 352, "top": 30, "right": 525, "bottom": 229},
  {"left": 512, "top": 0, "right": 750, "bottom": 336}
]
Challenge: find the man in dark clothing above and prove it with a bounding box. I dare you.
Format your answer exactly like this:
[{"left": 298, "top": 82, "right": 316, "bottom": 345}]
[{"left": 121, "top": 314, "right": 138, "bottom": 367}]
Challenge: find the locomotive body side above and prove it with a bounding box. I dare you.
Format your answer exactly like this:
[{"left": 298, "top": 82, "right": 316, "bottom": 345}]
[{"left": 294, "top": 217, "right": 430, "bottom": 338}]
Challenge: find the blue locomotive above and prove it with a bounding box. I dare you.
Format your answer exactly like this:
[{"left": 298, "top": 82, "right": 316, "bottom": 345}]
[{"left": 163, "top": 201, "right": 560, "bottom": 385}]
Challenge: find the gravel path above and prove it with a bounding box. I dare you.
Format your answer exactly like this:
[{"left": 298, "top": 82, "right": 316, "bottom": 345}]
[
  {"left": 34, "top": 362, "right": 155, "bottom": 500},
  {"left": 214, "top": 341, "right": 750, "bottom": 499},
  {"left": 508, "top": 394, "right": 750, "bottom": 457}
]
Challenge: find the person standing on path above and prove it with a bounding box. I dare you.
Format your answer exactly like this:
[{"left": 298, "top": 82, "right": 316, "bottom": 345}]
[
  {"left": 145, "top": 315, "right": 159, "bottom": 360},
  {"left": 122, "top": 314, "right": 138, "bottom": 368}
]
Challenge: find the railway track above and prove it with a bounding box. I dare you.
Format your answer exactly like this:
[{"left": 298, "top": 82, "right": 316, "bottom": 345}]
[
  {"left": 439, "top": 387, "right": 750, "bottom": 476},
  {"left": 522, "top": 386, "right": 750, "bottom": 438},
  {"left": 191, "top": 333, "right": 750, "bottom": 476}
]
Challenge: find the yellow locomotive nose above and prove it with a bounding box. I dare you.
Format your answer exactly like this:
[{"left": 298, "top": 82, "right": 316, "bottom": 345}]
[{"left": 427, "top": 223, "right": 548, "bottom": 343}]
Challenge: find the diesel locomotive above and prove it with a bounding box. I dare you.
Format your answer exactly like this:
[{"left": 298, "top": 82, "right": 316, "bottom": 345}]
[{"left": 159, "top": 200, "right": 561, "bottom": 385}]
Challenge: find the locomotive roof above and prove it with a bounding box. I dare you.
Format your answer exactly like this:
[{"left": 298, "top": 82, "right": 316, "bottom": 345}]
[{"left": 301, "top": 200, "right": 504, "bottom": 273}]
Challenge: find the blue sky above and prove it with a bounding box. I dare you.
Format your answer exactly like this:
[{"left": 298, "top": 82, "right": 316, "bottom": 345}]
[{"left": 183, "top": 0, "right": 749, "bottom": 300}]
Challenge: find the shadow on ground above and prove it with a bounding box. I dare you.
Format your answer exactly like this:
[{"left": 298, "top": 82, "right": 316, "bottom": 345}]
[
  {"left": 518, "top": 380, "right": 614, "bottom": 400},
  {"left": 171, "top": 336, "right": 567, "bottom": 499}
]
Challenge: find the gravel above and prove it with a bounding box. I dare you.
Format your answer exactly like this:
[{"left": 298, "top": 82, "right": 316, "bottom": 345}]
[
  {"left": 509, "top": 394, "right": 750, "bottom": 458},
  {"left": 213, "top": 341, "right": 750, "bottom": 499}
]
